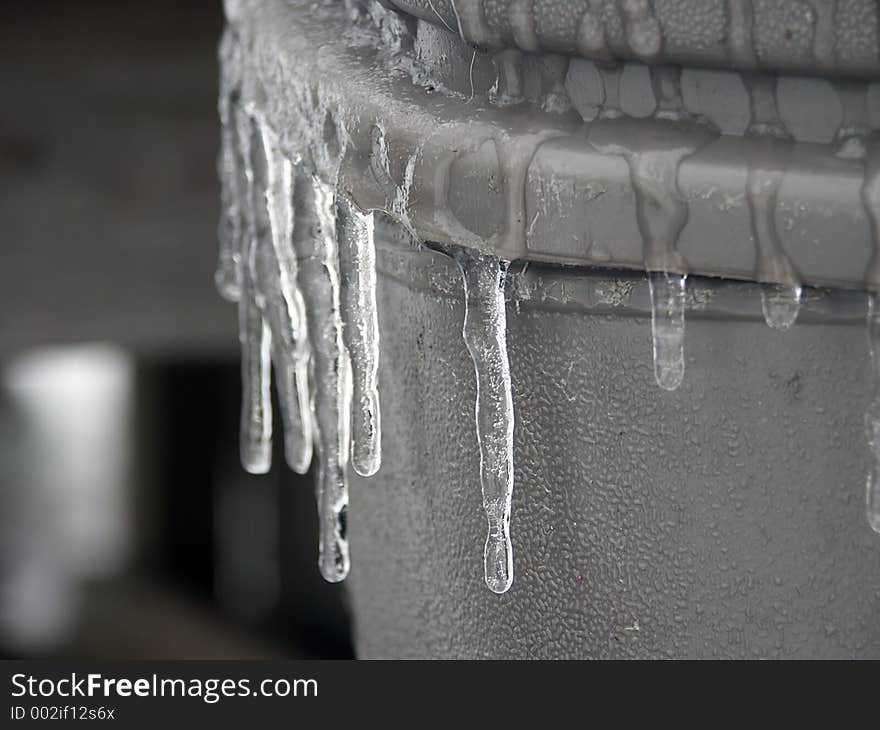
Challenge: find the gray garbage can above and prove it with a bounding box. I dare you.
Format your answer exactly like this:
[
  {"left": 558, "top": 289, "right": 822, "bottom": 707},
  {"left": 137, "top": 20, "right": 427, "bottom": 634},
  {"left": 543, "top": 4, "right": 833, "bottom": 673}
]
[
  {"left": 218, "top": 0, "right": 880, "bottom": 657},
  {"left": 347, "top": 226, "right": 879, "bottom": 658}
]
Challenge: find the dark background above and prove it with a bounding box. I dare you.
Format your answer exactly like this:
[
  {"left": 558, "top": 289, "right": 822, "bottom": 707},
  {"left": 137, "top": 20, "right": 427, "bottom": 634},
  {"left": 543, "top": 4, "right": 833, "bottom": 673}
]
[{"left": 0, "top": 0, "right": 353, "bottom": 658}]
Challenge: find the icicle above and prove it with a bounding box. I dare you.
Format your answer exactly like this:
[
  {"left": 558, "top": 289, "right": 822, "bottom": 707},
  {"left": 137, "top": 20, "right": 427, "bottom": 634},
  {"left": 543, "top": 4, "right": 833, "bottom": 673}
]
[
  {"left": 336, "top": 195, "right": 382, "bottom": 477},
  {"left": 455, "top": 249, "right": 515, "bottom": 594},
  {"left": 237, "top": 108, "right": 273, "bottom": 474},
  {"left": 648, "top": 271, "right": 687, "bottom": 391},
  {"left": 216, "top": 30, "right": 244, "bottom": 302},
  {"left": 865, "top": 292, "right": 880, "bottom": 533},
  {"left": 761, "top": 283, "right": 802, "bottom": 331},
  {"left": 743, "top": 74, "right": 803, "bottom": 330},
  {"left": 239, "top": 305, "right": 273, "bottom": 474},
  {"left": 295, "top": 173, "right": 352, "bottom": 582},
  {"left": 256, "top": 118, "right": 314, "bottom": 474},
  {"left": 863, "top": 136, "right": 880, "bottom": 533},
  {"left": 590, "top": 68, "right": 715, "bottom": 392}
]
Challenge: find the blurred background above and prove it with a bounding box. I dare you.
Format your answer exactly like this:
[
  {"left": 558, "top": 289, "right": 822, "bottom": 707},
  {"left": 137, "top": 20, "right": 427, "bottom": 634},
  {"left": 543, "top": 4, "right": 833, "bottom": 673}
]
[{"left": 0, "top": 0, "right": 353, "bottom": 658}]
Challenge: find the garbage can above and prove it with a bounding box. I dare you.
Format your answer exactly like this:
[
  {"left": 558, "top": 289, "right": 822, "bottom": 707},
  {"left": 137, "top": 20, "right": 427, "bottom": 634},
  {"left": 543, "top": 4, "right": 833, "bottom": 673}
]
[{"left": 218, "top": 0, "right": 880, "bottom": 657}]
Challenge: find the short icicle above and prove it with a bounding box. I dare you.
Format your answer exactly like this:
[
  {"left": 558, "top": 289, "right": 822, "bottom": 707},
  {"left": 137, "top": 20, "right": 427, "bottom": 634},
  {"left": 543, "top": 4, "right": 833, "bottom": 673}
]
[
  {"left": 743, "top": 74, "right": 803, "bottom": 331},
  {"left": 761, "top": 283, "right": 803, "bottom": 331},
  {"left": 455, "top": 248, "right": 516, "bottom": 594},
  {"left": 336, "top": 195, "right": 382, "bottom": 477},
  {"left": 236, "top": 107, "right": 273, "bottom": 474},
  {"left": 648, "top": 271, "right": 687, "bottom": 391},
  {"left": 294, "top": 171, "right": 353, "bottom": 582},
  {"left": 256, "top": 117, "right": 314, "bottom": 474},
  {"left": 589, "top": 67, "right": 717, "bottom": 391}
]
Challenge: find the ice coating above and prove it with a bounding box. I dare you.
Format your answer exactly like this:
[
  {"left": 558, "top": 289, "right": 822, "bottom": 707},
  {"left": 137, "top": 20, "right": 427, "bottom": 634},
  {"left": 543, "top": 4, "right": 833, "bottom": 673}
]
[
  {"left": 648, "top": 272, "right": 687, "bottom": 392},
  {"left": 257, "top": 119, "right": 314, "bottom": 474},
  {"left": 455, "top": 249, "right": 515, "bottom": 594},
  {"left": 866, "top": 293, "right": 880, "bottom": 533},
  {"left": 336, "top": 195, "right": 382, "bottom": 477},
  {"left": 294, "top": 174, "right": 353, "bottom": 582}
]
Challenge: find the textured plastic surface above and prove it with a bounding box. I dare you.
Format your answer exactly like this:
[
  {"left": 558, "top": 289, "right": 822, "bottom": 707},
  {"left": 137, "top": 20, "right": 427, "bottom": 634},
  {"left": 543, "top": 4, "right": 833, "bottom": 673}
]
[
  {"left": 227, "top": 0, "right": 880, "bottom": 290},
  {"left": 224, "top": 0, "right": 880, "bottom": 657},
  {"left": 346, "top": 228, "right": 880, "bottom": 659},
  {"left": 379, "top": 0, "right": 880, "bottom": 80}
]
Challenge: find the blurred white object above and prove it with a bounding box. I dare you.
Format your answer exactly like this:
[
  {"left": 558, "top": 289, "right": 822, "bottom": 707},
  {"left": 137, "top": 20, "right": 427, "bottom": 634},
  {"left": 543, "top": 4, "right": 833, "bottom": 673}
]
[{"left": 0, "top": 345, "right": 132, "bottom": 651}]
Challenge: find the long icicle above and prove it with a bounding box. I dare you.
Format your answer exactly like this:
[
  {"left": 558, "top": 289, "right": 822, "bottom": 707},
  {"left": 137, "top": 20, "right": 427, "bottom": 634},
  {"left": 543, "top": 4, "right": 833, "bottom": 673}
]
[
  {"left": 455, "top": 248, "right": 515, "bottom": 594},
  {"left": 295, "top": 171, "right": 352, "bottom": 582},
  {"left": 257, "top": 118, "right": 314, "bottom": 474},
  {"left": 237, "top": 108, "right": 273, "bottom": 474},
  {"left": 336, "top": 195, "right": 382, "bottom": 477}
]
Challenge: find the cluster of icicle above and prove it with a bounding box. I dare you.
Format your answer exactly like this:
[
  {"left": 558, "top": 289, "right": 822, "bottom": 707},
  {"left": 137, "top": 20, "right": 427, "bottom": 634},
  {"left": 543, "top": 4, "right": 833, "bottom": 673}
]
[
  {"left": 593, "top": 63, "right": 878, "bottom": 534},
  {"left": 215, "top": 30, "right": 516, "bottom": 592},
  {"left": 216, "top": 34, "right": 381, "bottom": 584},
  {"left": 216, "top": 7, "right": 880, "bottom": 597}
]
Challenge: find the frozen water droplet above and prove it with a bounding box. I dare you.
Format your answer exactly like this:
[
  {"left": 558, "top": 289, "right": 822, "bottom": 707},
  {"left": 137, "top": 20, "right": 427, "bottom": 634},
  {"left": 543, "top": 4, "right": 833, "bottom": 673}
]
[
  {"left": 649, "top": 272, "right": 687, "bottom": 391},
  {"left": 865, "top": 291, "right": 880, "bottom": 533},
  {"left": 455, "top": 249, "right": 515, "bottom": 594},
  {"left": 337, "top": 196, "right": 382, "bottom": 477},
  {"left": 761, "top": 283, "right": 801, "bottom": 331}
]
